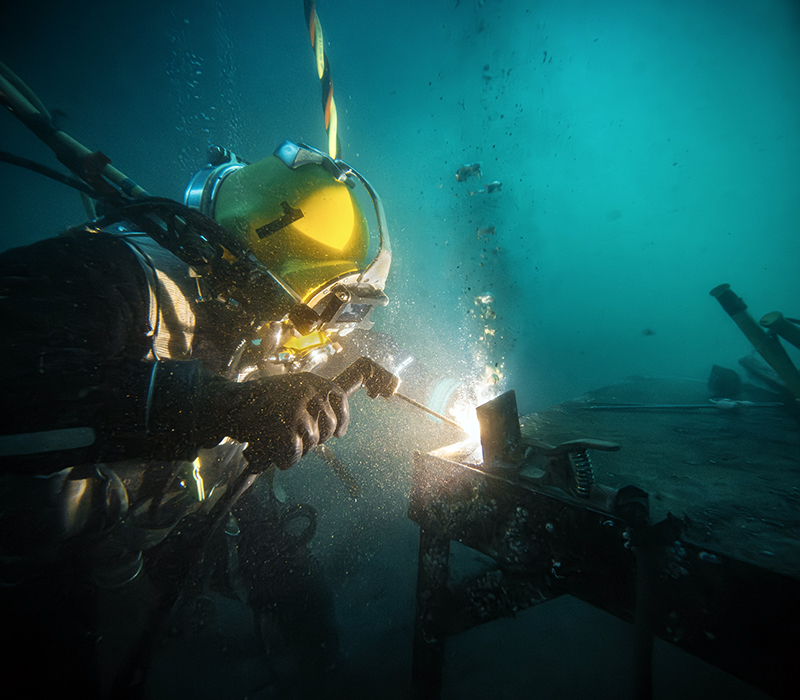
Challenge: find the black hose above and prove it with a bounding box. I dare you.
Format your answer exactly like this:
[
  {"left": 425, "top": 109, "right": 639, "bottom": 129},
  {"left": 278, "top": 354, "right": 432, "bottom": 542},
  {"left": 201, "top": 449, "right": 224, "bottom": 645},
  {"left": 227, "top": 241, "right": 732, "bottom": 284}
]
[
  {"left": 113, "top": 196, "right": 245, "bottom": 257},
  {"left": 0, "top": 149, "right": 280, "bottom": 318},
  {"left": 0, "top": 150, "right": 98, "bottom": 197}
]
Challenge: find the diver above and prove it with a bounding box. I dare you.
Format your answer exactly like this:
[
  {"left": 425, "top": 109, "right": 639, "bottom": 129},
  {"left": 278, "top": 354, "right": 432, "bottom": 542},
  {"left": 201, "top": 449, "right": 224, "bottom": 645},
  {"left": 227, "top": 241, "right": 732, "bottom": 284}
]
[
  {"left": 0, "top": 51, "right": 475, "bottom": 694},
  {"left": 0, "top": 59, "right": 396, "bottom": 695}
]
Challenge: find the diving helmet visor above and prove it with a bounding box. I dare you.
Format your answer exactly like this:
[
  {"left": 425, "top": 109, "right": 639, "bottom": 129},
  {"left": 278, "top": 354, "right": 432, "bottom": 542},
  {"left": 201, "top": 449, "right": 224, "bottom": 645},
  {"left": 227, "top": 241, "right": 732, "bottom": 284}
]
[
  {"left": 183, "top": 140, "right": 392, "bottom": 347},
  {"left": 272, "top": 140, "right": 392, "bottom": 294}
]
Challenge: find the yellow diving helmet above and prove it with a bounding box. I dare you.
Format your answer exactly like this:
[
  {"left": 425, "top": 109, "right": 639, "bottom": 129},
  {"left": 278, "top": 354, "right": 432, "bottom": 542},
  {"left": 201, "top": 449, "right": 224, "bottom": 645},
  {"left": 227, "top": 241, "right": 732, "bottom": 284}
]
[{"left": 184, "top": 141, "right": 391, "bottom": 370}]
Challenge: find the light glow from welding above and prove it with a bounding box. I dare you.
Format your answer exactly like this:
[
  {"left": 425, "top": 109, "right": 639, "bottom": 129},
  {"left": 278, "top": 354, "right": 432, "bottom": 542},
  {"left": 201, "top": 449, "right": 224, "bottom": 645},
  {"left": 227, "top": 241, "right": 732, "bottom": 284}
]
[
  {"left": 447, "top": 365, "right": 504, "bottom": 442},
  {"left": 449, "top": 399, "right": 481, "bottom": 440}
]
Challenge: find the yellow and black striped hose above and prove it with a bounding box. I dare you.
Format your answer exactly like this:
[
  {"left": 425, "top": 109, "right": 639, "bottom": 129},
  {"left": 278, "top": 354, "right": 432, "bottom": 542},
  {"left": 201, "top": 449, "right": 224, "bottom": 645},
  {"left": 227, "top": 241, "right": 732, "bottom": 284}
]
[{"left": 304, "top": 0, "right": 340, "bottom": 159}]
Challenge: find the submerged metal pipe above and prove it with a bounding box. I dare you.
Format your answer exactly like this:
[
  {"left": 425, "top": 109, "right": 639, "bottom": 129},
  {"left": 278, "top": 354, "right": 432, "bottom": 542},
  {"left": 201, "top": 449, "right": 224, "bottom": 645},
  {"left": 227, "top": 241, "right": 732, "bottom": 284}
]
[
  {"left": 710, "top": 284, "right": 800, "bottom": 401},
  {"left": 585, "top": 401, "right": 784, "bottom": 411},
  {"left": 760, "top": 311, "right": 800, "bottom": 352}
]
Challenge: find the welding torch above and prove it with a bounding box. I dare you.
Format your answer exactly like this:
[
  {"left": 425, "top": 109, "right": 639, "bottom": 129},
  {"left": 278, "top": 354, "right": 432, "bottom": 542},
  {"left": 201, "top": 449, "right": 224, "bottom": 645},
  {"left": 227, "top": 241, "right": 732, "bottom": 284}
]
[
  {"left": 332, "top": 356, "right": 466, "bottom": 432},
  {"left": 299, "top": 357, "right": 463, "bottom": 498},
  {"left": 201, "top": 356, "right": 467, "bottom": 542}
]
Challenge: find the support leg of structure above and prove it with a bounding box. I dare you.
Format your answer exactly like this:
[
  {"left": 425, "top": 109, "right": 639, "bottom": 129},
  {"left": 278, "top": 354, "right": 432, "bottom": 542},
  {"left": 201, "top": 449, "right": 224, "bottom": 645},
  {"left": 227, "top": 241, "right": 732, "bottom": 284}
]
[{"left": 412, "top": 527, "right": 451, "bottom": 700}]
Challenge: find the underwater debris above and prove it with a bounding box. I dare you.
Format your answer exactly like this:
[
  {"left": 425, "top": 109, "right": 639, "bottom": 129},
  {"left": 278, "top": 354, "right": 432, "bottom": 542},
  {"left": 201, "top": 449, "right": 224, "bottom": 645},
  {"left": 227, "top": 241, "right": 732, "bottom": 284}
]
[
  {"left": 475, "top": 293, "right": 495, "bottom": 305},
  {"left": 642, "top": 328, "right": 656, "bottom": 336},
  {"left": 484, "top": 364, "right": 503, "bottom": 385},
  {"left": 455, "top": 162, "right": 482, "bottom": 182},
  {"left": 708, "top": 364, "right": 742, "bottom": 399},
  {"left": 476, "top": 225, "right": 496, "bottom": 239},
  {"left": 455, "top": 162, "right": 501, "bottom": 194}
]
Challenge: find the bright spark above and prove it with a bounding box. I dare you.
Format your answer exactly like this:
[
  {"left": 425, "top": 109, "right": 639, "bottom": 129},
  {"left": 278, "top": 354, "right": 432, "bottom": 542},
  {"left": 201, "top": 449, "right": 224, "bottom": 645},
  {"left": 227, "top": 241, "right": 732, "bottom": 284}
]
[{"left": 447, "top": 369, "right": 503, "bottom": 442}]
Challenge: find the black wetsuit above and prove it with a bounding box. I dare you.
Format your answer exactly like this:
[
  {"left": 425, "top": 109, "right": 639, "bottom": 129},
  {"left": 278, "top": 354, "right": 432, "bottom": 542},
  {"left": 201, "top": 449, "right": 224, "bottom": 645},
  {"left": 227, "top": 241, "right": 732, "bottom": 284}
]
[{"left": 0, "top": 229, "right": 337, "bottom": 698}]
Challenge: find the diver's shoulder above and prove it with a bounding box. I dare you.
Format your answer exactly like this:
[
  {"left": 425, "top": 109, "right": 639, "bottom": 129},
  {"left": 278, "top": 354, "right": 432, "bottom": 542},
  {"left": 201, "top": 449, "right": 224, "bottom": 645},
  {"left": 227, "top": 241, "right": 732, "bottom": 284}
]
[{"left": 0, "top": 227, "right": 140, "bottom": 277}]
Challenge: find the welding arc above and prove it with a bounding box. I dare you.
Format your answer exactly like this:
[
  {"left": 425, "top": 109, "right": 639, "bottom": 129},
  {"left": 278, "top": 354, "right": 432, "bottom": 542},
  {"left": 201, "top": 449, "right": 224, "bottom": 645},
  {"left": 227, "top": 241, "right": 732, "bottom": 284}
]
[{"left": 394, "top": 392, "right": 468, "bottom": 433}]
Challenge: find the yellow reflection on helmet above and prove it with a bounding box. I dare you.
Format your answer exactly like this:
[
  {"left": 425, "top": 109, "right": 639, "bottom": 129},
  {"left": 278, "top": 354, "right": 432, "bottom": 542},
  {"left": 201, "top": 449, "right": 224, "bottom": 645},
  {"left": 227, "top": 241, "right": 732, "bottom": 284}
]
[
  {"left": 291, "top": 183, "right": 354, "bottom": 250},
  {"left": 213, "top": 155, "right": 369, "bottom": 301}
]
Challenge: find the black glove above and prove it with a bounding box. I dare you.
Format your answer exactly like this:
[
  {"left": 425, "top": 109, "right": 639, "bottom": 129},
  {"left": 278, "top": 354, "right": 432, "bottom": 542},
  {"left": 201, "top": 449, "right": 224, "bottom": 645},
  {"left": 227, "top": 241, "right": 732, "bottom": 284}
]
[
  {"left": 213, "top": 372, "right": 349, "bottom": 470},
  {"left": 147, "top": 361, "right": 349, "bottom": 470}
]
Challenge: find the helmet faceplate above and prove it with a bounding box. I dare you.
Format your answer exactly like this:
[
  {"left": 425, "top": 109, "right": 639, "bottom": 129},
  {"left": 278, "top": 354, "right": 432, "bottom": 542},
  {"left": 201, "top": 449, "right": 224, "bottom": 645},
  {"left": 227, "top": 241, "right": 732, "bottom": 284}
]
[{"left": 212, "top": 155, "right": 369, "bottom": 301}]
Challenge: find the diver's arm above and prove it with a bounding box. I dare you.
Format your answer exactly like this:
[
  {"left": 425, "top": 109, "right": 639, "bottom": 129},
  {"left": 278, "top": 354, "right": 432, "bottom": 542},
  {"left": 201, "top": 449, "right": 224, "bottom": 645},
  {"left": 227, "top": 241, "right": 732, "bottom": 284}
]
[
  {"left": 0, "top": 232, "right": 348, "bottom": 474},
  {"left": 0, "top": 232, "right": 179, "bottom": 472}
]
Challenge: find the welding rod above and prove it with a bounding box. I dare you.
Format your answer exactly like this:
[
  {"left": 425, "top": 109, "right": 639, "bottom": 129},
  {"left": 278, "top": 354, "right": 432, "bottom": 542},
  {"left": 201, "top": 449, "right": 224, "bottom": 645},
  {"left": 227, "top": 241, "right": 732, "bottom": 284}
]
[{"left": 394, "top": 392, "right": 468, "bottom": 432}]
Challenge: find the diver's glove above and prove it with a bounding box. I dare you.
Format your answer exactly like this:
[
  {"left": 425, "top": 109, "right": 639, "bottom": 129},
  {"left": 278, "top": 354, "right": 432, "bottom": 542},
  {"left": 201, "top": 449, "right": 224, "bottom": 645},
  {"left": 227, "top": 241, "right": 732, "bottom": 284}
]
[{"left": 146, "top": 360, "right": 349, "bottom": 470}]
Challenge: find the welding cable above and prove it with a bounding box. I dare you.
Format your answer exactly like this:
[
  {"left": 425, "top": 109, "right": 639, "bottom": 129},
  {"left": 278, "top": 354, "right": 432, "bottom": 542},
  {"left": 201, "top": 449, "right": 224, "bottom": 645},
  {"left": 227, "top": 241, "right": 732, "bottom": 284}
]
[
  {"left": 0, "top": 150, "right": 97, "bottom": 196},
  {"left": 0, "top": 62, "right": 150, "bottom": 204},
  {"left": 304, "top": 0, "right": 340, "bottom": 159}
]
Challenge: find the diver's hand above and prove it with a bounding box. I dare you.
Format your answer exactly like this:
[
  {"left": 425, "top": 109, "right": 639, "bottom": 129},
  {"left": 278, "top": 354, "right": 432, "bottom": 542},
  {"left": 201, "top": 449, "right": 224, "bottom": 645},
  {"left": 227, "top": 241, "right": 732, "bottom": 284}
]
[
  {"left": 219, "top": 373, "right": 349, "bottom": 470},
  {"left": 146, "top": 361, "right": 348, "bottom": 470}
]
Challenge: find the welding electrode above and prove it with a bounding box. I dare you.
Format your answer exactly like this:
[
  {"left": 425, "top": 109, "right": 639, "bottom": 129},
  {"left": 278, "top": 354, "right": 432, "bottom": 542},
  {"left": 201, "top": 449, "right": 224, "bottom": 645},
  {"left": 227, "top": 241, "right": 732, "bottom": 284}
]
[{"left": 393, "top": 392, "right": 467, "bottom": 432}]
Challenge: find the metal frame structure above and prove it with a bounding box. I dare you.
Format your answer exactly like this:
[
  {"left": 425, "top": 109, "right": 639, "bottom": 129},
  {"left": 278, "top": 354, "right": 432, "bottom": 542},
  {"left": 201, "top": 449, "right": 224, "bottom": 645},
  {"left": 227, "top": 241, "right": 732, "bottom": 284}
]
[{"left": 408, "top": 391, "right": 800, "bottom": 699}]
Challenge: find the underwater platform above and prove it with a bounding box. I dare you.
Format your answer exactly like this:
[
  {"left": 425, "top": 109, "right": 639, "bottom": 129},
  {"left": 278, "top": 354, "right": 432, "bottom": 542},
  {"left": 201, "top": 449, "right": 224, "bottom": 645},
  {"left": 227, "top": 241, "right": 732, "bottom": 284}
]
[
  {"left": 409, "top": 376, "right": 800, "bottom": 700},
  {"left": 145, "top": 376, "right": 798, "bottom": 700}
]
